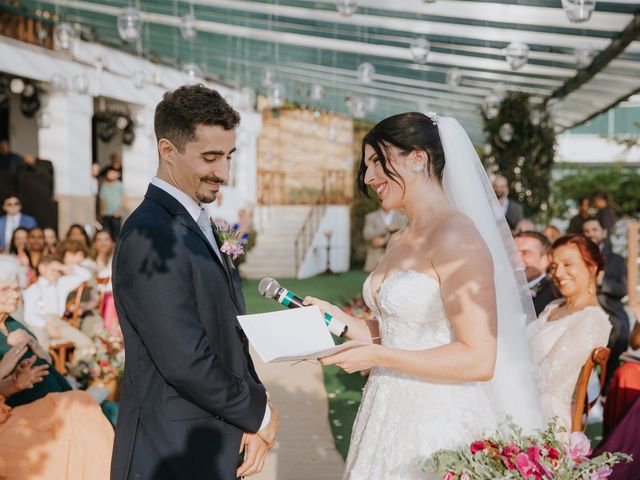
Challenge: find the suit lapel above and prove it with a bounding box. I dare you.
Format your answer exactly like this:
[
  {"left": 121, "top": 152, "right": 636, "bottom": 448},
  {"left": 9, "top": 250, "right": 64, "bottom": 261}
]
[{"left": 145, "top": 184, "right": 241, "bottom": 313}]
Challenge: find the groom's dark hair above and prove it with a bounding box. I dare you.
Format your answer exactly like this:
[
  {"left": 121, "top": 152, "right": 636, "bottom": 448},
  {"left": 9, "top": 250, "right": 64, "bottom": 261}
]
[
  {"left": 357, "top": 112, "right": 445, "bottom": 196},
  {"left": 154, "top": 84, "right": 240, "bottom": 153}
]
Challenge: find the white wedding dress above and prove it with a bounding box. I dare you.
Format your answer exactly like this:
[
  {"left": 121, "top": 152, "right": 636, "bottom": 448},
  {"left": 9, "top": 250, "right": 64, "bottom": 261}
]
[{"left": 343, "top": 270, "right": 498, "bottom": 479}]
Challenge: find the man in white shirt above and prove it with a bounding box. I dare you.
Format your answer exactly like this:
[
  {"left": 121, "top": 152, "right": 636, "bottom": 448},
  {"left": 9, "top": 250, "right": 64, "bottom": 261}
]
[
  {"left": 22, "top": 255, "right": 93, "bottom": 362},
  {"left": 0, "top": 196, "right": 37, "bottom": 251},
  {"left": 492, "top": 175, "right": 524, "bottom": 232}
]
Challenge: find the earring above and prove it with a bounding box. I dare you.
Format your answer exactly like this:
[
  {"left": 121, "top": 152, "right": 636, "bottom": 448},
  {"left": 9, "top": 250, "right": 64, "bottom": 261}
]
[{"left": 411, "top": 164, "right": 425, "bottom": 173}]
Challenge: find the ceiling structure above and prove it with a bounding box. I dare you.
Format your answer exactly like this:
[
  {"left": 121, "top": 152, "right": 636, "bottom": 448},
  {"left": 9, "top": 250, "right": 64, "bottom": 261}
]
[{"left": 11, "top": 0, "right": 640, "bottom": 142}]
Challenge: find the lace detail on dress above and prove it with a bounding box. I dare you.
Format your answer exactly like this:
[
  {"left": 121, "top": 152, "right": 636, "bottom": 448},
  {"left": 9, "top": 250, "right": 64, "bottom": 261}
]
[{"left": 345, "top": 271, "right": 497, "bottom": 480}]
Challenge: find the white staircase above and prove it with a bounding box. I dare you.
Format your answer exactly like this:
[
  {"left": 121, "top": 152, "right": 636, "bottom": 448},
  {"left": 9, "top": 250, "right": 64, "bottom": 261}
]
[{"left": 240, "top": 206, "right": 313, "bottom": 279}]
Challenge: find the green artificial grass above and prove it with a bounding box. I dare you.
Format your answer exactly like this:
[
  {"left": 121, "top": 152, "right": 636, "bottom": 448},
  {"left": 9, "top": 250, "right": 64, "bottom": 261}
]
[{"left": 241, "top": 269, "right": 368, "bottom": 459}]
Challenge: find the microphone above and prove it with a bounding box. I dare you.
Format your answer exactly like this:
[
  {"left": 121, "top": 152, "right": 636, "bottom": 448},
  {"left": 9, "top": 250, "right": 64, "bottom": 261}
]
[{"left": 258, "top": 277, "right": 348, "bottom": 338}]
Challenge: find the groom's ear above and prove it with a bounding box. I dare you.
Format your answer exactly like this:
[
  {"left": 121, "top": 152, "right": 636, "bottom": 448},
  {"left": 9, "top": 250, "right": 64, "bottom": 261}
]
[{"left": 158, "top": 138, "right": 177, "bottom": 164}]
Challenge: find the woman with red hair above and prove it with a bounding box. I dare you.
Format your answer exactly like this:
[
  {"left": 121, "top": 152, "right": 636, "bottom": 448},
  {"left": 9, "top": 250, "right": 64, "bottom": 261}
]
[{"left": 527, "top": 234, "right": 612, "bottom": 432}]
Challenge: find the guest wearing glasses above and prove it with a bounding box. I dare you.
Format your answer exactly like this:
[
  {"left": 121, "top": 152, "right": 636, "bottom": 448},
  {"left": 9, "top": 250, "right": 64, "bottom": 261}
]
[{"left": 0, "top": 196, "right": 37, "bottom": 252}]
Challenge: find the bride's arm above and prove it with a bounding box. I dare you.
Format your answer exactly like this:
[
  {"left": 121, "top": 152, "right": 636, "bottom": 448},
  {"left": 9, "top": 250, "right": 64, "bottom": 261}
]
[
  {"left": 321, "top": 219, "right": 497, "bottom": 382},
  {"left": 303, "top": 296, "right": 379, "bottom": 341}
]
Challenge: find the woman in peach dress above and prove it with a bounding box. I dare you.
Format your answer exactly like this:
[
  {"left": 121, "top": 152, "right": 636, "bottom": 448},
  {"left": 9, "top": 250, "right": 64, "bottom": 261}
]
[{"left": 0, "top": 254, "right": 114, "bottom": 479}]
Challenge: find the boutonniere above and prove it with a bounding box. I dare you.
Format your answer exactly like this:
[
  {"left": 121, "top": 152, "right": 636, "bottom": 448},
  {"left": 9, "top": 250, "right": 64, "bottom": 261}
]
[
  {"left": 212, "top": 218, "right": 245, "bottom": 262},
  {"left": 529, "top": 279, "right": 545, "bottom": 298}
]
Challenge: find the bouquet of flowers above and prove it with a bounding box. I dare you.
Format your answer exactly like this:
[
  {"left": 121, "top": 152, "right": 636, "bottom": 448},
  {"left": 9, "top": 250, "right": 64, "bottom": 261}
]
[
  {"left": 71, "top": 327, "right": 125, "bottom": 388},
  {"left": 424, "top": 419, "right": 631, "bottom": 480},
  {"left": 213, "top": 218, "right": 246, "bottom": 261}
]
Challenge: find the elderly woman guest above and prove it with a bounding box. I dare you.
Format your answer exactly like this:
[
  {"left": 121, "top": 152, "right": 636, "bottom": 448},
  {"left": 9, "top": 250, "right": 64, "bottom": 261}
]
[
  {"left": 0, "top": 255, "right": 114, "bottom": 479},
  {"left": 527, "top": 234, "right": 612, "bottom": 432}
]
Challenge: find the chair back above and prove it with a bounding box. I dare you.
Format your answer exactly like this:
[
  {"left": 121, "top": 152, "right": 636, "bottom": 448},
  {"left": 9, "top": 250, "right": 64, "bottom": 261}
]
[
  {"left": 48, "top": 342, "right": 75, "bottom": 375},
  {"left": 571, "top": 347, "right": 610, "bottom": 432}
]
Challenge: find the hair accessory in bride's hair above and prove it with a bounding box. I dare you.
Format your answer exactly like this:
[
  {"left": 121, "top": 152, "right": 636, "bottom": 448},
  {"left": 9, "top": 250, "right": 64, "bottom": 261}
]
[{"left": 425, "top": 111, "right": 440, "bottom": 126}]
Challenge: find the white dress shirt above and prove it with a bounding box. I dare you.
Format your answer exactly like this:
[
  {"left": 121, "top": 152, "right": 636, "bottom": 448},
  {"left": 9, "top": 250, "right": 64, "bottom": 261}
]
[
  {"left": 150, "top": 177, "right": 271, "bottom": 430},
  {"left": 23, "top": 266, "right": 92, "bottom": 328},
  {"left": 527, "top": 273, "right": 546, "bottom": 289}
]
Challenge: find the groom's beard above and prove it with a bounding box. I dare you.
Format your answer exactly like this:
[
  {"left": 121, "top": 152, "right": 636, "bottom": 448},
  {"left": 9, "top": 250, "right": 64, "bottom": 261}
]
[{"left": 197, "top": 175, "right": 224, "bottom": 203}]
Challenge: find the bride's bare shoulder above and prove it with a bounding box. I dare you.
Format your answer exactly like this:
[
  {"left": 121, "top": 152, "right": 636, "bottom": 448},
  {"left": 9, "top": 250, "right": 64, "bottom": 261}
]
[{"left": 430, "top": 211, "right": 490, "bottom": 257}]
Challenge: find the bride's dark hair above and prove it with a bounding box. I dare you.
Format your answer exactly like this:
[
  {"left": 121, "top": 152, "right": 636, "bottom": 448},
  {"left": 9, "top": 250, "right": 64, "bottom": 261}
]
[{"left": 356, "top": 112, "right": 445, "bottom": 196}]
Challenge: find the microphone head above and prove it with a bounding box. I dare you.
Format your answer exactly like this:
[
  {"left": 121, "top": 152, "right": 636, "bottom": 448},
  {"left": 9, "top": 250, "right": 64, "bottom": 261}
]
[{"left": 258, "top": 277, "right": 281, "bottom": 299}]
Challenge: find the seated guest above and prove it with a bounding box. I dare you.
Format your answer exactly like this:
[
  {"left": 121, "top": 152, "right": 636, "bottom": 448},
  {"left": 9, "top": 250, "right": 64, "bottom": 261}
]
[
  {"left": 0, "top": 196, "right": 36, "bottom": 252},
  {"left": 22, "top": 255, "right": 93, "bottom": 362},
  {"left": 527, "top": 234, "right": 612, "bottom": 432},
  {"left": 9, "top": 226, "right": 30, "bottom": 269},
  {"left": 583, "top": 217, "right": 629, "bottom": 388},
  {"left": 0, "top": 139, "right": 23, "bottom": 173},
  {"left": 58, "top": 238, "right": 97, "bottom": 274},
  {"left": 43, "top": 226, "right": 58, "bottom": 255},
  {"left": 0, "top": 255, "right": 118, "bottom": 426},
  {"left": 567, "top": 196, "right": 591, "bottom": 234},
  {"left": 514, "top": 231, "right": 560, "bottom": 315},
  {"left": 543, "top": 224, "right": 562, "bottom": 244},
  {"left": 91, "top": 229, "right": 118, "bottom": 332},
  {"left": 65, "top": 223, "right": 91, "bottom": 248},
  {"left": 0, "top": 255, "right": 71, "bottom": 407},
  {"left": 593, "top": 191, "right": 616, "bottom": 236},
  {"left": 0, "top": 326, "right": 113, "bottom": 480},
  {"left": 603, "top": 302, "right": 640, "bottom": 433},
  {"left": 26, "top": 226, "right": 45, "bottom": 276}
]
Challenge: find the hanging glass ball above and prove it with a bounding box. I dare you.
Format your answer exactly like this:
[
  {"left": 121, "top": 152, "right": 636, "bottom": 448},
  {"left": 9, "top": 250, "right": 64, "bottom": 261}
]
[
  {"left": 309, "top": 83, "right": 324, "bottom": 101},
  {"left": 37, "top": 110, "right": 52, "bottom": 129},
  {"left": 53, "top": 22, "right": 76, "bottom": 51},
  {"left": 9, "top": 79, "right": 25, "bottom": 94},
  {"left": 50, "top": 73, "right": 68, "bottom": 92},
  {"left": 529, "top": 109, "right": 542, "bottom": 126},
  {"left": 482, "top": 143, "right": 492, "bottom": 156},
  {"left": 574, "top": 44, "right": 595, "bottom": 68},
  {"left": 365, "top": 96, "right": 377, "bottom": 112},
  {"left": 132, "top": 70, "right": 145, "bottom": 89},
  {"left": 268, "top": 84, "right": 286, "bottom": 109},
  {"left": 446, "top": 68, "right": 462, "bottom": 88},
  {"left": 499, "top": 123, "right": 514, "bottom": 143},
  {"left": 37, "top": 26, "right": 48, "bottom": 42},
  {"left": 562, "top": 0, "right": 596, "bottom": 23},
  {"left": 336, "top": 0, "right": 357, "bottom": 17},
  {"left": 351, "top": 96, "right": 366, "bottom": 119},
  {"left": 117, "top": 7, "right": 143, "bottom": 43},
  {"left": 72, "top": 73, "right": 89, "bottom": 94},
  {"left": 180, "top": 11, "right": 197, "bottom": 41},
  {"left": 483, "top": 93, "right": 500, "bottom": 119},
  {"left": 409, "top": 37, "right": 431, "bottom": 65},
  {"left": 505, "top": 42, "right": 529, "bottom": 70},
  {"left": 357, "top": 62, "right": 375, "bottom": 84},
  {"left": 493, "top": 83, "right": 507, "bottom": 101},
  {"left": 182, "top": 63, "right": 203, "bottom": 84},
  {"left": 261, "top": 68, "right": 275, "bottom": 88}
]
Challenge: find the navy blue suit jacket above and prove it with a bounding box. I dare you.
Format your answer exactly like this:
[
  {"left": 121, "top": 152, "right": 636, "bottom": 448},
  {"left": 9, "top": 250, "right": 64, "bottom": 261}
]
[{"left": 111, "top": 184, "right": 266, "bottom": 480}]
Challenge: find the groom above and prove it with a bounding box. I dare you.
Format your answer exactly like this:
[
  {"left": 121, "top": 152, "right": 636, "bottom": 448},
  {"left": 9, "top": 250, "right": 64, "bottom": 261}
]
[{"left": 111, "top": 85, "right": 278, "bottom": 479}]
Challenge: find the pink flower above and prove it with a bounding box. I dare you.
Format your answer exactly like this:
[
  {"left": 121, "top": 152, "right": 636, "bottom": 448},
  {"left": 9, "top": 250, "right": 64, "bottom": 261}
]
[
  {"left": 220, "top": 241, "right": 244, "bottom": 260},
  {"left": 565, "top": 432, "right": 592, "bottom": 463},
  {"left": 500, "top": 444, "right": 521, "bottom": 470},
  {"left": 460, "top": 473, "right": 470, "bottom": 480},
  {"left": 547, "top": 447, "right": 560, "bottom": 460},
  {"left": 591, "top": 466, "right": 613, "bottom": 479},
  {"left": 515, "top": 452, "right": 541, "bottom": 479},
  {"left": 527, "top": 446, "right": 554, "bottom": 478},
  {"left": 443, "top": 473, "right": 456, "bottom": 480}
]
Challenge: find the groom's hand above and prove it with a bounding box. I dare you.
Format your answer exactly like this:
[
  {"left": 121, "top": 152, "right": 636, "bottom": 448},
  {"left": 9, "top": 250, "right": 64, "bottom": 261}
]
[{"left": 237, "top": 434, "right": 269, "bottom": 478}]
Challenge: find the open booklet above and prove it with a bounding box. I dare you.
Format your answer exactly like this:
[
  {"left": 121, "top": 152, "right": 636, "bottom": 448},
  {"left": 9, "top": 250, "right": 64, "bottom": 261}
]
[{"left": 237, "top": 306, "right": 370, "bottom": 363}]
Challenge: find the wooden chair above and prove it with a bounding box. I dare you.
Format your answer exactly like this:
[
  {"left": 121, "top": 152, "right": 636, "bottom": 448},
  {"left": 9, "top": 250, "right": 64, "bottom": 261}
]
[
  {"left": 571, "top": 347, "right": 611, "bottom": 432},
  {"left": 63, "top": 281, "right": 89, "bottom": 329},
  {"left": 48, "top": 342, "right": 75, "bottom": 375}
]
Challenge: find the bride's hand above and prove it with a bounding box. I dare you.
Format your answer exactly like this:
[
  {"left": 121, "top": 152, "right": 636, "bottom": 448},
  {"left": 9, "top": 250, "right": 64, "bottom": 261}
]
[
  {"left": 319, "top": 344, "right": 384, "bottom": 374},
  {"left": 303, "top": 296, "right": 343, "bottom": 319}
]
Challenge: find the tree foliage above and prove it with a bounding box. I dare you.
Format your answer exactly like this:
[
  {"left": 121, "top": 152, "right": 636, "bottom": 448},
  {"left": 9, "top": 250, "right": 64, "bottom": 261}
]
[
  {"left": 480, "top": 92, "right": 557, "bottom": 220},
  {"left": 552, "top": 165, "right": 640, "bottom": 219}
]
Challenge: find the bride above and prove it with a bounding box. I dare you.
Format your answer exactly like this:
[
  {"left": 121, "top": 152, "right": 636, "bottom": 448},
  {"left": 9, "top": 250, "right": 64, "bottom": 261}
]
[{"left": 306, "top": 112, "right": 544, "bottom": 479}]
